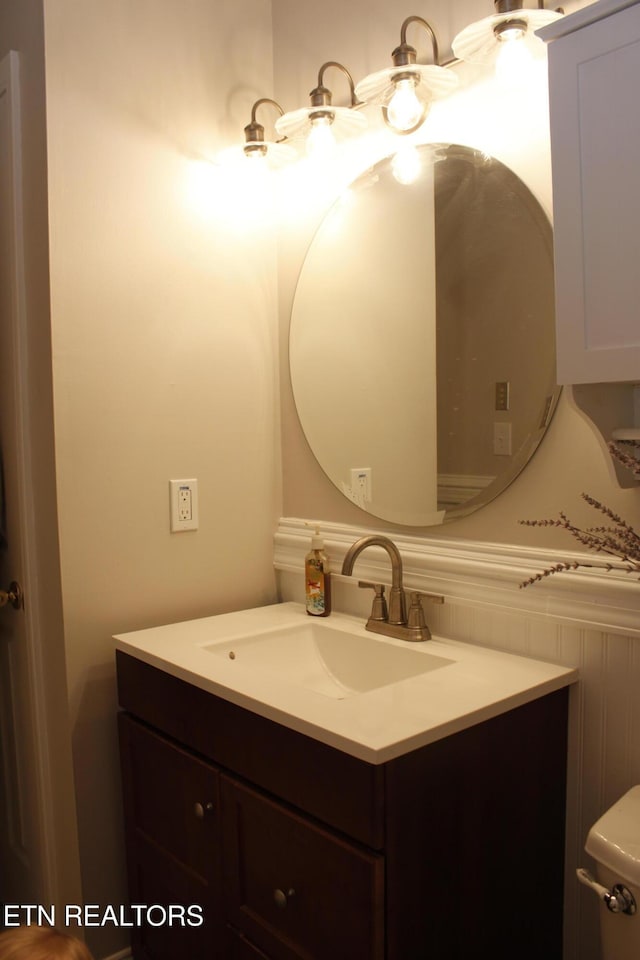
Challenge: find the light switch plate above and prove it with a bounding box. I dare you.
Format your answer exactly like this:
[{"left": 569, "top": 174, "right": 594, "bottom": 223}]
[{"left": 493, "top": 422, "right": 512, "bottom": 456}]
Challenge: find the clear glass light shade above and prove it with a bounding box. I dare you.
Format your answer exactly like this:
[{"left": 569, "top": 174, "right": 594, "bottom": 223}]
[
  {"left": 355, "top": 63, "right": 457, "bottom": 110},
  {"left": 275, "top": 106, "right": 366, "bottom": 142},
  {"left": 452, "top": 9, "right": 562, "bottom": 65}
]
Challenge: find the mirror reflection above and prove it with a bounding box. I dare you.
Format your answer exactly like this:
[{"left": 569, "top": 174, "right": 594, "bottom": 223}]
[{"left": 289, "top": 143, "right": 559, "bottom": 526}]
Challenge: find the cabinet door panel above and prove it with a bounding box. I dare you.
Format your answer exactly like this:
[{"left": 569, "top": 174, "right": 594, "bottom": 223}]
[
  {"left": 546, "top": 1, "right": 640, "bottom": 382},
  {"left": 127, "top": 837, "right": 214, "bottom": 960},
  {"left": 227, "top": 928, "right": 272, "bottom": 959},
  {"left": 118, "top": 715, "right": 222, "bottom": 959},
  {"left": 221, "top": 776, "right": 384, "bottom": 960},
  {"left": 120, "top": 714, "right": 219, "bottom": 877}
]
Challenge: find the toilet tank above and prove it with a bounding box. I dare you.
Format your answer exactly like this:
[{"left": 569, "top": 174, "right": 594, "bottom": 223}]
[
  {"left": 586, "top": 785, "right": 640, "bottom": 960},
  {"left": 587, "top": 785, "right": 640, "bottom": 888}
]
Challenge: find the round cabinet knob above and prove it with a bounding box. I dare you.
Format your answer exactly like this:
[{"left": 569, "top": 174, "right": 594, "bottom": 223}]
[
  {"left": 193, "top": 801, "right": 214, "bottom": 820},
  {"left": 273, "top": 888, "right": 295, "bottom": 909}
]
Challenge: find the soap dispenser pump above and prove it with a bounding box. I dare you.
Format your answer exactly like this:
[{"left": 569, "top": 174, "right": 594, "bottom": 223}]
[{"left": 305, "top": 526, "right": 331, "bottom": 618}]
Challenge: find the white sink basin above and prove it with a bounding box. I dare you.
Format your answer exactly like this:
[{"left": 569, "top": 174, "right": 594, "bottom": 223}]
[
  {"left": 203, "top": 622, "right": 453, "bottom": 699},
  {"left": 115, "top": 602, "right": 578, "bottom": 762}
]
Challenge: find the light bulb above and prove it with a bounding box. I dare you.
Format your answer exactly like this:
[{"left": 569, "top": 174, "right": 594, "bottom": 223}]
[
  {"left": 244, "top": 146, "right": 268, "bottom": 162},
  {"left": 306, "top": 115, "right": 336, "bottom": 157},
  {"left": 391, "top": 145, "right": 421, "bottom": 185},
  {"left": 386, "top": 76, "right": 426, "bottom": 132},
  {"left": 498, "top": 22, "right": 526, "bottom": 43},
  {"left": 495, "top": 34, "right": 535, "bottom": 84}
]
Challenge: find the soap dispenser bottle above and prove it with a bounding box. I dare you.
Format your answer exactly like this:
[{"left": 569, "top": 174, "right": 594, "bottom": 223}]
[{"left": 305, "top": 527, "right": 331, "bottom": 617}]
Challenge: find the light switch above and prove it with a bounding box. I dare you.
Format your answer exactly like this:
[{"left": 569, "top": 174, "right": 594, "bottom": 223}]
[{"left": 495, "top": 381, "right": 510, "bottom": 411}]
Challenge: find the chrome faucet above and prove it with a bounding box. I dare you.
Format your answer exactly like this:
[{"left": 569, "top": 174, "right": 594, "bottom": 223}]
[{"left": 341, "top": 535, "right": 443, "bottom": 642}]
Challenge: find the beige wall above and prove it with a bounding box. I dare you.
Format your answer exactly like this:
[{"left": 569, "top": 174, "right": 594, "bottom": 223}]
[
  {"left": 273, "top": 0, "right": 640, "bottom": 548},
  {"left": 43, "top": 1, "right": 279, "bottom": 955}
]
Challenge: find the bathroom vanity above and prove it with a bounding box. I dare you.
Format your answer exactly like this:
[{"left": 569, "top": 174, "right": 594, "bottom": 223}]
[{"left": 115, "top": 603, "right": 576, "bottom": 960}]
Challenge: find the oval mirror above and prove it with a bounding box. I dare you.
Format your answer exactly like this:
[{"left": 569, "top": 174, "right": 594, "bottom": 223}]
[{"left": 289, "top": 143, "right": 560, "bottom": 526}]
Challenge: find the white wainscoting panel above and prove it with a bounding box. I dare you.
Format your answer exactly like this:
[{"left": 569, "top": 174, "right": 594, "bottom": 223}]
[{"left": 274, "top": 518, "right": 640, "bottom": 960}]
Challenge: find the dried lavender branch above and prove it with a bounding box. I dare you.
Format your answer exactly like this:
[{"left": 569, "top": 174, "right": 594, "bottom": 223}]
[
  {"left": 519, "top": 508, "right": 640, "bottom": 586},
  {"left": 608, "top": 441, "right": 640, "bottom": 478},
  {"left": 579, "top": 494, "right": 640, "bottom": 561},
  {"left": 519, "top": 442, "right": 640, "bottom": 588},
  {"left": 539, "top": 511, "right": 633, "bottom": 561},
  {"left": 581, "top": 492, "right": 640, "bottom": 537},
  {"left": 519, "top": 558, "right": 640, "bottom": 588}
]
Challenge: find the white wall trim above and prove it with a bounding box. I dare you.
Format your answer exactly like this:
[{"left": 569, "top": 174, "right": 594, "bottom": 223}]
[
  {"left": 275, "top": 517, "right": 640, "bottom": 636},
  {"left": 437, "top": 473, "right": 495, "bottom": 507}
]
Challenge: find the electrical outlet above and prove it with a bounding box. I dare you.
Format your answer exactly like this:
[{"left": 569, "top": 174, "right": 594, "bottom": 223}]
[
  {"left": 350, "top": 467, "right": 372, "bottom": 502},
  {"left": 169, "top": 479, "right": 199, "bottom": 532},
  {"left": 493, "top": 422, "right": 512, "bottom": 456}
]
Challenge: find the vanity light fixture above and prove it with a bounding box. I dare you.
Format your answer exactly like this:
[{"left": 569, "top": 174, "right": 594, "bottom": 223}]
[
  {"left": 240, "top": 98, "right": 294, "bottom": 166},
  {"left": 355, "top": 16, "right": 457, "bottom": 135},
  {"left": 452, "top": 1, "right": 563, "bottom": 80},
  {"left": 275, "top": 61, "right": 366, "bottom": 157}
]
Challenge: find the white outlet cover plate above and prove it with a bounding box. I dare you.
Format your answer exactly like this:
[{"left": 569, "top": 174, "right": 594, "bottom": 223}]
[{"left": 169, "top": 479, "right": 199, "bottom": 532}]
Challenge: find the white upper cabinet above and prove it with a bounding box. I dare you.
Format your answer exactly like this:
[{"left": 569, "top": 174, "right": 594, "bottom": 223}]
[{"left": 540, "top": 0, "right": 640, "bottom": 384}]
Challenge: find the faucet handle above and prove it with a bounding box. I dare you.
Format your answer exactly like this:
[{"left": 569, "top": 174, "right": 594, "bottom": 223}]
[
  {"left": 407, "top": 593, "right": 428, "bottom": 630},
  {"left": 411, "top": 590, "right": 444, "bottom": 606},
  {"left": 358, "top": 581, "right": 388, "bottom": 622},
  {"left": 407, "top": 591, "right": 444, "bottom": 627}
]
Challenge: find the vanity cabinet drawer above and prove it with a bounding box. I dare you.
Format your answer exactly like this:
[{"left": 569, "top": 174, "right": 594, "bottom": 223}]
[{"left": 221, "top": 775, "right": 384, "bottom": 960}]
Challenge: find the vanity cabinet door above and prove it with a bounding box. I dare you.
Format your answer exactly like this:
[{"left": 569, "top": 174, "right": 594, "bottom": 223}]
[
  {"left": 544, "top": 0, "right": 640, "bottom": 383},
  {"left": 226, "top": 929, "right": 272, "bottom": 959},
  {"left": 118, "top": 715, "right": 222, "bottom": 960},
  {"left": 221, "top": 775, "right": 384, "bottom": 960}
]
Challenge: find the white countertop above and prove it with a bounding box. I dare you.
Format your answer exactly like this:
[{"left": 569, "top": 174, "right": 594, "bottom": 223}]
[{"left": 114, "top": 602, "right": 577, "bottom": 764}]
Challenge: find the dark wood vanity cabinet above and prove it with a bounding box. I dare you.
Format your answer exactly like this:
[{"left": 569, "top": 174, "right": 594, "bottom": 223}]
[
  {"left": 118, "top": 715, "right": 222, "bottom": 960},
  {"left": 117, "top": 651, "right": 570, "bottom": 960}
]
